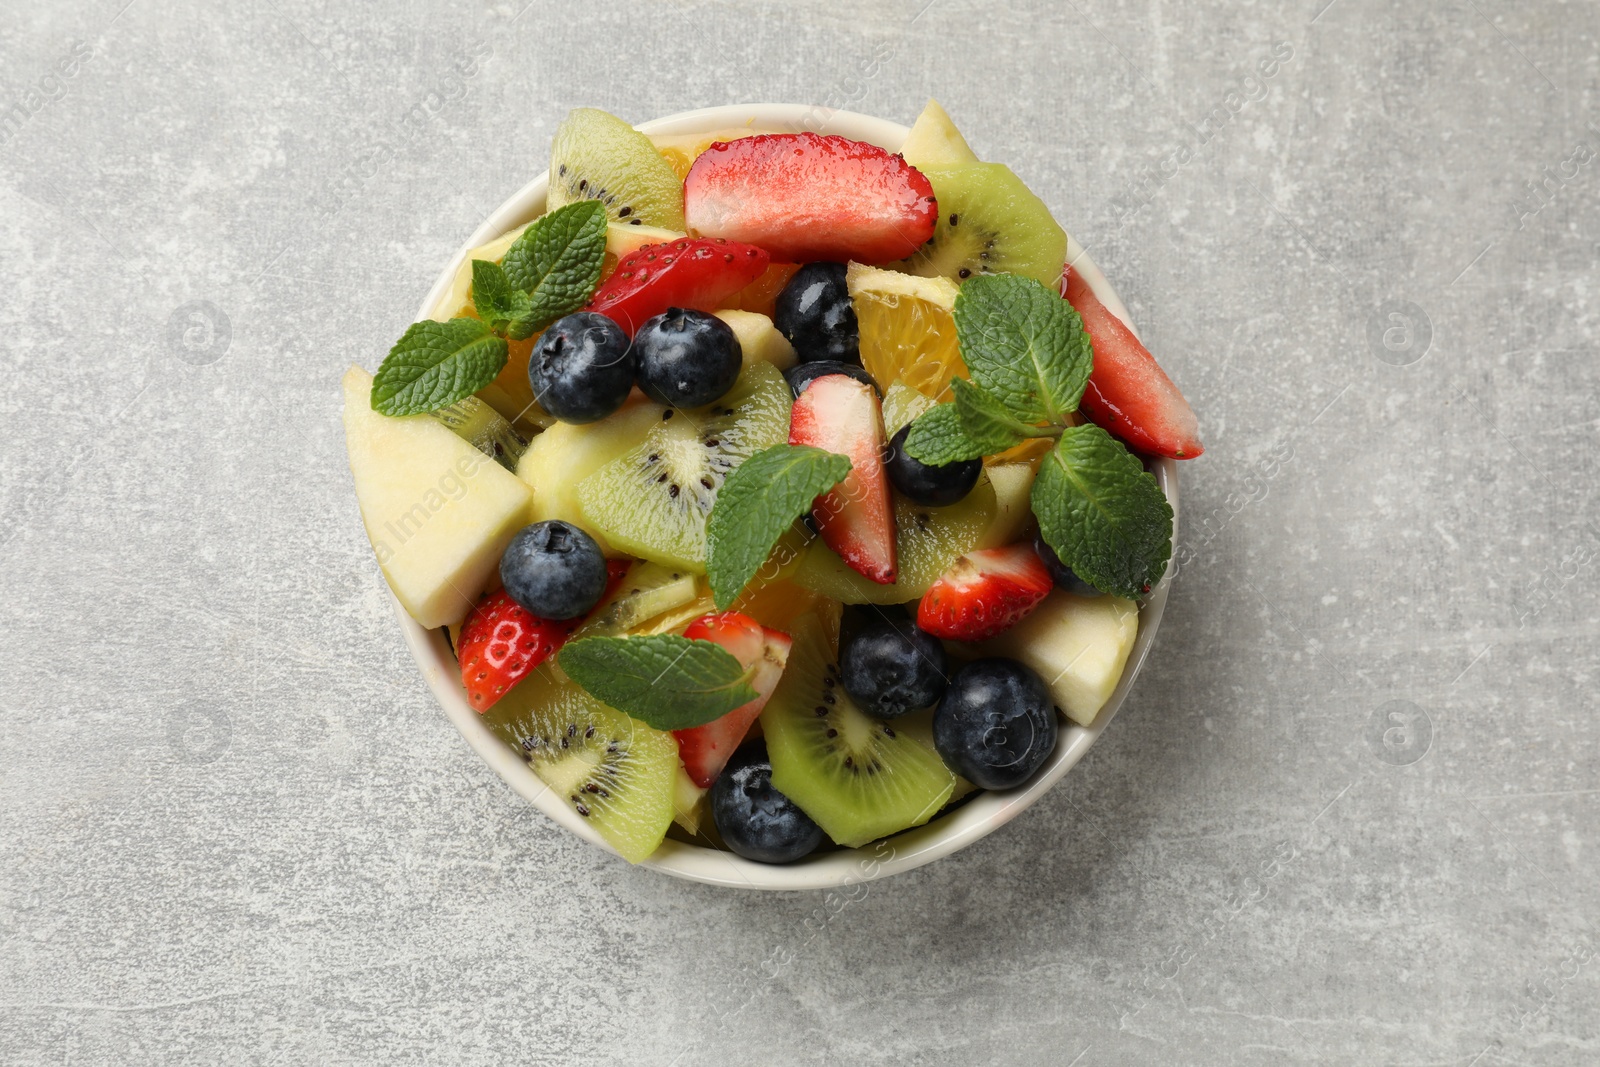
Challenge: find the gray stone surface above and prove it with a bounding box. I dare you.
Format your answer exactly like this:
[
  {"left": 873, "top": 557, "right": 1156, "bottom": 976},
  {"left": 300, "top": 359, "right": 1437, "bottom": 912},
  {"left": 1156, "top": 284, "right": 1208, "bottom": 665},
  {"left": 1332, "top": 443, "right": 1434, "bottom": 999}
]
[{"left": 1, "top": 0, "right": 1596, "bottom": 1063}]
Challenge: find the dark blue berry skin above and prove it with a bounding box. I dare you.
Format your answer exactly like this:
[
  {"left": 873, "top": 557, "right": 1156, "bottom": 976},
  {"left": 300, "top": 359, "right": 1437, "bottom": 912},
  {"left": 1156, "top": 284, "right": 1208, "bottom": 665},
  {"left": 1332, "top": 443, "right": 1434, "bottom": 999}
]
[
  {"left": 499, "top": 520, "right": 609, "bottom": 620},
  {"left": 885, "top": 424, "right": 981, "bottom": 507},
  {"left": 774, "top": 262, "right": 860, "bottom": 364},
  {"left": 839, "top": 608, "right": 947, "bottom": 719},
  {"left": 933, "top": 658, "right": 1058, "bottom": 791},
  {"left": 528, "top": 312, "right": 635, "bottom": 424},
  {"left": 1033, "top": 533, "right": 1103, "bottom": 597},
  {"left": 784, "top": 360, "right": 879, "bottom": 398},
  {"left": 710, "top": 742, "right": 824, "bottom": 864},
  {"left": 633, "top": 308, "right": 743, "bottom": 408}
]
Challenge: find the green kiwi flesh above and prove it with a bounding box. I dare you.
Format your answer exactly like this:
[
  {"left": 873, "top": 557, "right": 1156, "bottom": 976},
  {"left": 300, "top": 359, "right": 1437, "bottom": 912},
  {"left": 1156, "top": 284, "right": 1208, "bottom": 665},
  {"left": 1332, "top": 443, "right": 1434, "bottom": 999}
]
[
  {"left": 576, "top": 360, "right": 790, "bottom": 572},
  {"left": 483, "top": 665, "right": 676, "bottom": 864},
  {"left": 764, "top": 614, "right": 956, "bottom": 848},
  {"left": 569, "top": 561, "right": 701, "bottom": 641},
  {"left": 793, "top": 475, "right": 998, "bottom": 604},
  {"left": 428, "top": 396, "right": 527, "bottom": 471},
  {"left": 900, "top": 163, "right": 1067, "bottom": 288},
  {"left": 548, "top": 108, "right": 686, "bottom": 230}
]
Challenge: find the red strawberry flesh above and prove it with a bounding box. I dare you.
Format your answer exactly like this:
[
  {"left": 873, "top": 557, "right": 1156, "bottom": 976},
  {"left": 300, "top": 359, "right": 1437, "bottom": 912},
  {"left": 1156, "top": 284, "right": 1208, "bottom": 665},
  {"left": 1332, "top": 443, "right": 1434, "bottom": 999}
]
[
  {"left": 917, "top": 543, "right": 1052, "bottom": 642},
  {"left": 1062, "top": 267, "right": 1203, "bottom": 460},
  {"left": 587, "top": 237, "right": 769, "bottom": 336},
  {"left": 788, "top": 373, "right": 897, "bottom": 584},
  {"left": 683, "top": 133, "right": 938, "bottom": 264},
  {"left": 673, "top": 612, "right": 793, "bottom": 788},
  {"left": 458, "top": 562, "right": 630, "bottom": 712},
  {"left": 458, "top": 592, "right": 578, "bottom": 711}
]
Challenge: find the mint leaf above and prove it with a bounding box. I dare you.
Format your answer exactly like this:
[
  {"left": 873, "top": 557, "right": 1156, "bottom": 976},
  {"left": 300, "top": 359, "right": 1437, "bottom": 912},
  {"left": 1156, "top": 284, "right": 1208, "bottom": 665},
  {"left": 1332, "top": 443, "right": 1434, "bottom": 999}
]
[
  {"left": 1032, "top": 423, "right": 1173, "bottom": 598},
  {"left": 501, "top": 200, "right": 608, "bottom": 331},
  {"left": 707, "top": 444, "right": 853, "bottom": 608},
  {"left": 370, "top": 317, "right": 508, "bottom": 416},
  {"left": 558, "top": 634, "right": 760, "bottom": 732},
  {"left": 955, "top": 273, "right": 1094, "bottom": 424},
  {"left": 902, "top": 402, "right": 990, "bottom": 465},
  {"left": 471, "top": 258, "right": 516, "bottom": 320},
  {"left": 470, "top": 260, "right": 539, "bottom": 340},
  {"left": 953, "top": 378, "right": 1045, "bottom": 449}
]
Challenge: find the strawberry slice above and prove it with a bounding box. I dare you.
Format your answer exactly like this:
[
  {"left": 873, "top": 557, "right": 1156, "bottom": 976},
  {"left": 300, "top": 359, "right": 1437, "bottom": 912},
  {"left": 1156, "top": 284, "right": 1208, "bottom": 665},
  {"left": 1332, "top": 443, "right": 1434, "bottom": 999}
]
[
  {"left": 458, "top": 591, "right": 578, "bottom": 711},
  {"left": 587, "top": 237, "right": 769, "bottom": 335},
  {"left": 673, "top": 612, "right": 793, "bottom": 788},
  {"left": 789, "top": 373, "right": 897, "bottom": 584},
  {"left": 1062, "top": 267, "right": 1203, "bottom": 459},
  {"left": 458, "top": 562, "right": 630, "bottom": 712},
  {"left": 684, "top": 133, "right": 938, "bottom": 264},
  {"left": 917, "top": 543, "right": 1053, "bottom": 642}
]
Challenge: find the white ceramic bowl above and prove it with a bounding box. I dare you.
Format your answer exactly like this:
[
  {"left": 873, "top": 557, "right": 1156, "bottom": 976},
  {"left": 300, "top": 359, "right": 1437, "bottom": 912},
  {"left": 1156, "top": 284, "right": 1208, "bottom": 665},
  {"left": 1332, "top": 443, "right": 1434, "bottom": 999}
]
[{"left": 392, "top": 104, "right": 1179, "bottom": 890}]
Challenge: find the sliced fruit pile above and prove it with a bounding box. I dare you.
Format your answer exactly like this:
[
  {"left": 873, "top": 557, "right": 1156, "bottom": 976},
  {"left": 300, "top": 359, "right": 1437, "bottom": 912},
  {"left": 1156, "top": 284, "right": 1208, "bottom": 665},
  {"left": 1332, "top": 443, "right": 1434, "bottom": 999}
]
[{"left": 344, "top": 100, "right": 1202, "bottom": 867}]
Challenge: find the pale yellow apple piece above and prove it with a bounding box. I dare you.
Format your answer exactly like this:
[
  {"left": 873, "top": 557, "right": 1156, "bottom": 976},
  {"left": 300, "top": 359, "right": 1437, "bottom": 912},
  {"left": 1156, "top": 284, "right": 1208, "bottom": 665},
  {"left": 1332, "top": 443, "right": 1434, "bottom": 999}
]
[
  {"left": 979, "top": 591, "right": 1139, "bottom": 726},
  {"left": 342, "top": 366, "right": 532, "bottom": 629},
  {"left": 714, "top": 309, "right": 796, "bottom": 371},
  {"left": 900, "top": 99, "right": 981, "bottom": 170},
  {"left": 977, "top": 462, "right": 1037, "bottom": 548},
  {"left": 515, "top": 398, "right": 663, "bottom": 555}
]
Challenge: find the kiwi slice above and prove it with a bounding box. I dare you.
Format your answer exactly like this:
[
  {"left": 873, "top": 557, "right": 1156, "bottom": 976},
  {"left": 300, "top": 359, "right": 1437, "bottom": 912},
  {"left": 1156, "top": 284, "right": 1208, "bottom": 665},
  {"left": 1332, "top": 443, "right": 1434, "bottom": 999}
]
[
  {"left": 764, "top": 614, "right": 956, "bottom": 848},
  {"left": 548, "top": 108, "right": 686, "bottom": 231},
  {"left": 428, "top": 396, "right": 527, "bottom": 471},
  {"left": 793, "top": 476, "right": 999, "bottom": 605},
  {"left": 483, "top": 665, "right": 676, "bottom": 864},
  {"left": 900, "top": 163, "right": 1067, "bottom": 288},
  {"left": 576, "top": 360, "right": 790, "bottom": 573},
  {"left": 569, "top": 561, "right": 700, "bottom": 641},
  {"left": 881, "top": 380, "right": 936, "bottom": 437}
]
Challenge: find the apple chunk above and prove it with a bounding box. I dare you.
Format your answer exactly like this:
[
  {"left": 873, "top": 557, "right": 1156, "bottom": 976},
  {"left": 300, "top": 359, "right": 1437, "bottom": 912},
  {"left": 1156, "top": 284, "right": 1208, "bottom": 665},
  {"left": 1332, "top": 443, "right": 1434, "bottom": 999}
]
[
  {"left": 342, "top": 366, "right": 531, "bottom": 629},
  {"left": 978, "top": 591, "right": 1139, "bottom": 726}
]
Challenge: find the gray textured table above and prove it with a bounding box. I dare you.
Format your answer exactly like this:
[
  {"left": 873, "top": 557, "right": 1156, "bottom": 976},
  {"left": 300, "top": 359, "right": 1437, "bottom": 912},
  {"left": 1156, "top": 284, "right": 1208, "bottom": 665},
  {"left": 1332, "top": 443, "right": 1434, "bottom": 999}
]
[{"left": 3, "top": 1, "right": 1596, "bottom": 1064}]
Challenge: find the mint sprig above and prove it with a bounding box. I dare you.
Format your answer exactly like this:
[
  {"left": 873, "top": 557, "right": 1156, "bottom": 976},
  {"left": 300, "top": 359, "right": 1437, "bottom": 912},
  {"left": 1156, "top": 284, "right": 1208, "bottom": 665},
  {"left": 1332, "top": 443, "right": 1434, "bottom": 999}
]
[
  {"left": 954, "top": 273, "right": 1093, "bottom": 423},
  {"left": 897, "top": 271, "right": 1176, "bottom": 598},
  {"left": 706, "top": 444, "right": 854, "bottom": 607},
  {"left": 953, "top": 378, "right": 1058, "bottom": 448},
  {"left": 901, "top": 402, "right": 986, "bottom": 465},
  {"left": 558, "top": 634, "right": 760, "bottom": 732},
  {"left": 500, "top": 199, "right": 608, "bottom": 328},
  {"left": 371, "top": 201, "right": 608, "bottom": 416},
  {"left": 370, "top": 318, "right": 508, "bottom": 416},
  {"left": 1033, "top": 423, "right": 1173, "bottom": 598},
  {"left": 470, "top": 259, "right": 539, "bottom": 340}
]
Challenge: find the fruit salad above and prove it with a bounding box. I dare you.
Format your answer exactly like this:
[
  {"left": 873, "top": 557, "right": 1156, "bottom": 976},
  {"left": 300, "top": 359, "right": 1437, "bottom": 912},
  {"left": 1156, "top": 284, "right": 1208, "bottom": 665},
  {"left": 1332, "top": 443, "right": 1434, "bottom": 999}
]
[{"left": 342, "top": 101, "right": 1203, "bottom": 866}]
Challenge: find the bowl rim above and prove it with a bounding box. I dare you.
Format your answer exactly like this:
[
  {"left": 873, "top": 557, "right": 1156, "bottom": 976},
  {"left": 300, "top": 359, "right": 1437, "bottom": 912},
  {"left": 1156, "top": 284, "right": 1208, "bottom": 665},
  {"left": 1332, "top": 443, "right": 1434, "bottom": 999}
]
[{"left": 390, "top": 103, "right": 1179, "bottom": 890}]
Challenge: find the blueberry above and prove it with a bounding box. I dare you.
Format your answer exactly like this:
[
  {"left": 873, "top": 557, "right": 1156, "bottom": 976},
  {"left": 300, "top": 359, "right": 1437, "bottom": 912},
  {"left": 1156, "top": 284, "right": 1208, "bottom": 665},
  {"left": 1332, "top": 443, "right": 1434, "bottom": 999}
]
[
  {"left": 885, "top": 424, "right": 981, "bottom": 507},
  {"left": 774, "top": 262, "right": 859, "bottom": 364},
  {"left": 528, "top": 311, "right": 635, "bottom": 424},
  {"left": 932, "top": 658, "right": 1058, "bottom": 791},
  {"left": 499, "top": 520, "right": 608, "bottom": 620},
  {"left": 839, "top": 608, "right": 947, "bottom": 719},
  {"left": 784, "top": 360, "right": 879, "bottom": 399},
  {"left": 710, "top": 742, "right": 825, "bottom": 864},
  {"left": 633, "top": 308, "right": 743, "bottom": 408},
  {"left": 1032, "top": 533, "right": 1103, "bottom": 597}
]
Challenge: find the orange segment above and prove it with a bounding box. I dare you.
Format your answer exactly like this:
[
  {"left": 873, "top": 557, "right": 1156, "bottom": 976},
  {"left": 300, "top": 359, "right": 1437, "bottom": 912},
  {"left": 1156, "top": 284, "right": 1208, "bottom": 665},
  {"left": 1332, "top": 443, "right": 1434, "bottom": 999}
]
[
  {"left": 846, "top": 263, "right": 965, "bottom": 400},
  {"left": 652, "top": 127, "right": 777, "bottom": 182},
  {"left": 989, "top": 437, "right": 1055, "bottom": 466},
  {"left": 724, "top": 262, "right": 802, "bottom": 318}
]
